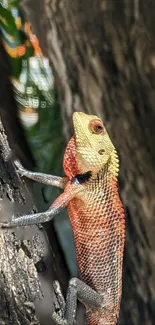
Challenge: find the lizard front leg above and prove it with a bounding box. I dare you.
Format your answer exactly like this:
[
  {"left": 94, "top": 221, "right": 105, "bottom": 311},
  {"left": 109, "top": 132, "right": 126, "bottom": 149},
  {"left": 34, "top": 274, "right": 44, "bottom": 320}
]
[
  {"left": 14, "top": 160, "right": 68, "bottom": 188},
  {"left": 0, "top": 183, "right": 80, "bottom": 228},
  {"left": 53, "top": 278, "right": 103, "bottom": 325}
]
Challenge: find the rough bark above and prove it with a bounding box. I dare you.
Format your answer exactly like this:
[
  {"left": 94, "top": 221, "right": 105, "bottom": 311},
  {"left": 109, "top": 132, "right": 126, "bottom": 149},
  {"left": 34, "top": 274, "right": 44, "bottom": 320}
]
[
  {"left": 0, "top": 120, "right": 42, "bottom": 325},
  {"left": 21, "top": 1, "right": 155, "bottom": 324}
]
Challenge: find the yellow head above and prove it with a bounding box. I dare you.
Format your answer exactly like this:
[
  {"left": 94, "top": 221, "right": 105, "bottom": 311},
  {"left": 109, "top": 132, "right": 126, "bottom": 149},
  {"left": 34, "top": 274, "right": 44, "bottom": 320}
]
[{"left": 73, "top": 112, "right": 118, "bottom": 174}]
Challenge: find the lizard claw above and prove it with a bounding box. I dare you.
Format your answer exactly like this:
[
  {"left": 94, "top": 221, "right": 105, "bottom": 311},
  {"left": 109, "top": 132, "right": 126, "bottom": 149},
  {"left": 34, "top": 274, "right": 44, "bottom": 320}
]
[
  {"left": 52, "top": 312, "right": 69, "bottom": 325},
  {"left": 0, "top": 221, "right": 11, "bottom": 229},
  {"left": 14, "top": 160, "right": 26, "bottom": 177},
  {"left": 0, "top": 214, "right": 16, "bottom": 229}
]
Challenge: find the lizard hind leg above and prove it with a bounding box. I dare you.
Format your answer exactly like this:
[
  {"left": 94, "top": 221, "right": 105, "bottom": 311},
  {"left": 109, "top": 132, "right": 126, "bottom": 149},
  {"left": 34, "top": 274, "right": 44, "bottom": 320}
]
[
  {"left": 52, "top": 278, "right": 103, "bottom": 325},
  {"left": 52, "top": 279, "right": 77, "bottom": 325}
]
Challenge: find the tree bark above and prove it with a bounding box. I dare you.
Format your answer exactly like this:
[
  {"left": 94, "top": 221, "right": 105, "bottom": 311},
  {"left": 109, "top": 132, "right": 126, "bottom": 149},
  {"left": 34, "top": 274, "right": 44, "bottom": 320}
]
[{"left": 0, "top": 119, "right": 42, "bottom": 325}]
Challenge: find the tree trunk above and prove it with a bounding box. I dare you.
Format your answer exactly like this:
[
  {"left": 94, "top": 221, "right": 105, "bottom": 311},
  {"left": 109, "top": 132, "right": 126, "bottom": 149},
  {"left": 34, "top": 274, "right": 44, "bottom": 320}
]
[{"left": 21, "top": 1, "right": 155, "bottom": 324}]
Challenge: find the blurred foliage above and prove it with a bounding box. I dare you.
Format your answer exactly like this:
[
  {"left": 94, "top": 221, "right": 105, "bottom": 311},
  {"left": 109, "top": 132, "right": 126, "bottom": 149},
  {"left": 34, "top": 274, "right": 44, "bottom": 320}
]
[
  {"left": 0, "top": 1, "right": 35, "bottom": 77},
  {"left": 28, "top": 89, "right": 65, "bottom": 176},
  {"left": 0, "top": 0, "right": 65, "bottom": 175}
]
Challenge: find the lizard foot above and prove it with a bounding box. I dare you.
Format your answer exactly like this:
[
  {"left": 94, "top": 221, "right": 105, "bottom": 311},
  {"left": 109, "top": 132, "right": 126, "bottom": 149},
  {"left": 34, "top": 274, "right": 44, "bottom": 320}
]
[
  {"left": 53, "top": 280, "right": 76, "bottom": 325},
  {"left": 52, "top": 312, "right": 70, "bottom": 325},
  {"left": 52, "top": 278, "right": 103, "bottom": 325},
  {"left": 0, "top": 213, "right": 17, "bottom": 229},
  {"left": 14, "top": 160, "right": 27, "bottom": 177},
  {"left": 0, "top": 221, "right": 11, "bottom": 229}
]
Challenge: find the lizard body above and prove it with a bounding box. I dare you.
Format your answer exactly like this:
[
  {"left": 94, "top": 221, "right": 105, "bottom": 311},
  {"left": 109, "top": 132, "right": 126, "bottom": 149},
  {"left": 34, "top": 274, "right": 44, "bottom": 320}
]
[
  {"left": 63, "top": 114, "right": 125, "bottom": 325},
  {"left": 2, "top": 112, "right": 125, "bottom": 325}
]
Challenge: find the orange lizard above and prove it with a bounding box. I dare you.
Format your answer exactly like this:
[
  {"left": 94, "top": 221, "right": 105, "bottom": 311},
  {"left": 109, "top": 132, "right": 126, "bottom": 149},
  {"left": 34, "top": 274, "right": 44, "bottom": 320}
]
[{"left": 2, "top": 112, "right": 125, "bottom": 325}]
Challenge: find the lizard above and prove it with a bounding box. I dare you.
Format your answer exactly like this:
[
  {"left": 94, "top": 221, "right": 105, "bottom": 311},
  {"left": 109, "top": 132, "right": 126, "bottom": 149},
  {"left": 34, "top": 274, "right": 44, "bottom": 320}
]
[{"left": 1, "top": 112, "right": 125, "bottom": 325}]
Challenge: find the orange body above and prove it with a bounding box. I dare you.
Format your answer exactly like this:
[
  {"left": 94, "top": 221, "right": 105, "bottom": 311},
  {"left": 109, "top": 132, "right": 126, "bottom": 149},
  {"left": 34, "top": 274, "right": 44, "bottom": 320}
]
[{"left": 63, "top": 137, "right": 125, "bottom": 325}]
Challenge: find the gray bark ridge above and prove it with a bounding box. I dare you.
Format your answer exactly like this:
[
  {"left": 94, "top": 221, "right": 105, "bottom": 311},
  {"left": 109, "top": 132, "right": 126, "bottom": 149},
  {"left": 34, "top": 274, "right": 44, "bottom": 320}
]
[{"left": 0, "top": 120, "right": 43, "bottom": 325}]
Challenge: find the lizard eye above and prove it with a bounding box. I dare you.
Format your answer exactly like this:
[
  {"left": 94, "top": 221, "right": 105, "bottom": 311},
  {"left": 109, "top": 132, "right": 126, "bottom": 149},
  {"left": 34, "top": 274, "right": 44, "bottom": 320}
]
[{"left": 89, "top": 120, "right": 104, "bottom": 134}]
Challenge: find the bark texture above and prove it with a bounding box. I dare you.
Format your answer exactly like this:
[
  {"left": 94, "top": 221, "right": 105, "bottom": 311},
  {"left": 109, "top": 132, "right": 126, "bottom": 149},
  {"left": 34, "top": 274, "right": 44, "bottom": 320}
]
[
  {"left": 0, "top": 120, "right": 42, "bottom": 325},
  {"left": 42, "top": 1, "right": 155, "bottom": 325}
]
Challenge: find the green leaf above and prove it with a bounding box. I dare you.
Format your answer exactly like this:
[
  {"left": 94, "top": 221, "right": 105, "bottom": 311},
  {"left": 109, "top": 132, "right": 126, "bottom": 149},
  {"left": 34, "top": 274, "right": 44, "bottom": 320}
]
[{"left": 0, "top": 5, "right": 17, "bottom": 33}]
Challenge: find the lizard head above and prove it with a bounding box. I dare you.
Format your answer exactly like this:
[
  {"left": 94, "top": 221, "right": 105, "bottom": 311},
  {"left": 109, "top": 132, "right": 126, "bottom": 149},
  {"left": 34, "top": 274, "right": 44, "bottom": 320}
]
[{"left": 73, "top": 112, "right": 117, "bottom": 174}]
